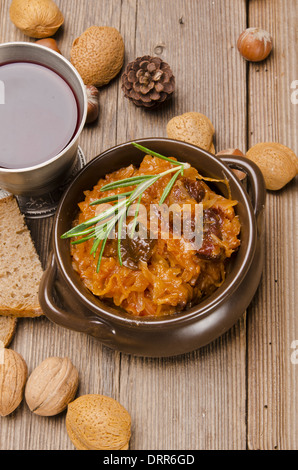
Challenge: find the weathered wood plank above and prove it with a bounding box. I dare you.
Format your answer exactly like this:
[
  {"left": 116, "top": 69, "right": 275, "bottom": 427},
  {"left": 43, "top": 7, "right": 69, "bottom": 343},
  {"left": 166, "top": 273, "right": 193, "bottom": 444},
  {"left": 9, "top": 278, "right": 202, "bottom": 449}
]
[
  {"left": 117, "top": 0, "right": 248, "bottom": 450},
  {"left": 4, "top": 0, "right": 295, "bottom": 451},
  {"left": 0, "top": 0, "right": 249, "bottom": 450},
  {"left": 0, "top": 0, "right": 123, "bottom": 450},
  {"left": 247, "top": 0, "right": 298, "bottom": 450}
]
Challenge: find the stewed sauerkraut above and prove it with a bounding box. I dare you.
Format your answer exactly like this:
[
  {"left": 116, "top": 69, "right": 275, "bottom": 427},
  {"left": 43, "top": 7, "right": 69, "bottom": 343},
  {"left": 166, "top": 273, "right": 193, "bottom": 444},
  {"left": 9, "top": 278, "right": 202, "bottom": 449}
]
[{"left": 71, "top": 154, "right": 241, "bottom": 316}]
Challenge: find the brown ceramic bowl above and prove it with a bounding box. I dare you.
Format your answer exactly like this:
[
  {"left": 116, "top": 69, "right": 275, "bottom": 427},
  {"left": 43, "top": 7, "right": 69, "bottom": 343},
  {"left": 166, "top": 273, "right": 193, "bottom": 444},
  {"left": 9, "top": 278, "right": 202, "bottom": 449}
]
[{"left": 39, "top": 138, "right": 266, "bottom": 357}]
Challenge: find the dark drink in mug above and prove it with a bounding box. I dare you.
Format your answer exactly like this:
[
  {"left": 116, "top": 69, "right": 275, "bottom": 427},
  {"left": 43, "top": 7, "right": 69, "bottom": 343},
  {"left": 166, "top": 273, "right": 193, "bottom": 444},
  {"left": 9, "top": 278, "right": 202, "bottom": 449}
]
[{"left": 0, "top": 61, "right": 79, "bottom": 169}]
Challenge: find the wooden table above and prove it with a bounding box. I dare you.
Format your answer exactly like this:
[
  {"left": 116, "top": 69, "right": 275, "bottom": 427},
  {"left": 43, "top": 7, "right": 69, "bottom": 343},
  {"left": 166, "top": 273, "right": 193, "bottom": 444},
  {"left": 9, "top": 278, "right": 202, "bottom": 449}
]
[{"left": 0, "top": 0, "right": 297, "bottom": 450}]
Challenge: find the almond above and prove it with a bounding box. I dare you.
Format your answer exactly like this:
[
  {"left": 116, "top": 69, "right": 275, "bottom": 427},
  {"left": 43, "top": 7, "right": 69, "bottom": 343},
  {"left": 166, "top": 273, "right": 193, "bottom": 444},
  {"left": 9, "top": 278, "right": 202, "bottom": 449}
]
[
  {"left": 167, "top": 112, "right": 215, "bottom": 152},
  {"left": 246, "top": 142, "right": 298, "bottom": 190},
  {"left": 25, "top": 357, "right": 79, "bottom": 416},
  {"left": 66, "top": 394, "right": 131, "bottom": 450},
  {"left": 70, "top": 26, "right": 125, "bottom": 87},
  {"left": 0, "top": 348, "right": 27, "bottom": 416}
]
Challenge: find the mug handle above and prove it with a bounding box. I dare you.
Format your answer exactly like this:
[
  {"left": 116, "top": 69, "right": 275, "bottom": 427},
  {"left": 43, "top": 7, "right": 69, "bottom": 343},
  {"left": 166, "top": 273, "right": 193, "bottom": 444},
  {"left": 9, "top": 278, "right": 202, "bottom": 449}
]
[
  {"left": 220, "top": 155, "right": 266, "bottom": 236},
  {"left": 39, "top": 252, "right": 116, "bottom": 341}
]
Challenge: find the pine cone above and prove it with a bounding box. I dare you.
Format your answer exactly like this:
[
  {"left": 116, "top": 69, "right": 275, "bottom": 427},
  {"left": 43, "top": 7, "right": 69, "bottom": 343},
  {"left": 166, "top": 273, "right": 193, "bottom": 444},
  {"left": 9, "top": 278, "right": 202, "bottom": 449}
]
[{"left": 121, "top": 56, "right": 175, "bottom": 109}]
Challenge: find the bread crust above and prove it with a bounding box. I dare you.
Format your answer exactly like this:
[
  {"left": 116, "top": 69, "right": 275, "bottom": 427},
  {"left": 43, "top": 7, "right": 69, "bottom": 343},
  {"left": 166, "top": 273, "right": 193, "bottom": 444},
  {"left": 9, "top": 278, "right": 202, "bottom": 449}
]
[{"left": 0, "top": 196, "right": 44, "bottom": 317}]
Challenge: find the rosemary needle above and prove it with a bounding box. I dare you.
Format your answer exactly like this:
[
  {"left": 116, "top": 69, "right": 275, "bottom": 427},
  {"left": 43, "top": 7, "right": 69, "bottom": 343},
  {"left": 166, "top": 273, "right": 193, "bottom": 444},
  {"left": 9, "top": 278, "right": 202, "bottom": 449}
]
[
  {"left": 132, "top": 142, "right": 183, "bottom": 167},
  {"left": 159, "top": 168, "right": 182, "bottom": 205},
  {"left": 89, "top": 191, "right": 133, "bottom": 205}
]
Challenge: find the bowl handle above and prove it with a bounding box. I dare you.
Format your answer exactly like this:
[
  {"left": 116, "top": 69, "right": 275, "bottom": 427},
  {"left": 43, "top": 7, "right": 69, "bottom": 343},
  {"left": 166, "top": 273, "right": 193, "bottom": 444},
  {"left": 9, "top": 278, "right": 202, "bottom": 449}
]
[
  {"left": 220, "top": 155, "right": 266, "bottom": 235},
  {"left": 39, "top": 251, "right": 116, "bottom": 341}
]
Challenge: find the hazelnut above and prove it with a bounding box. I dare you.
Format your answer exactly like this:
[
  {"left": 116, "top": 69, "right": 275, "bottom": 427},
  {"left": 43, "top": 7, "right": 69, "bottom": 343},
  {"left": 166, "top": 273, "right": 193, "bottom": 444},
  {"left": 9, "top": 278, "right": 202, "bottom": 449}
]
[
  {"left": 237, "top": 27, "right": 272, "bottom": 62},
  {"left": 25, "top": 357, "right": 79, "bottom": 416},
  {"left": 216, "top": 149, "right": 246, "bottom": 180},
  {"left": 70, "top": 26, "right": 125, "bottom": 87},
  {"left": 9, "top": 0, "right": 64, "bottom": 39},
  {"left": 216, "top": 148, "right": 245, "bottom": 158},
  {"left": 167, "top": 112, "right": 215, "bottom": 152},
  {"left": 85, "top": 85, "right": 99, "bottom": 124},
  {"left": 246, "top": 142, "right": 298, "bottom": 190},
  {"left": 66, "top": 394, "right": 131, "bottom": 450},
  {"left": 35, "top": 38, "right": 61, "bottom": 54}
]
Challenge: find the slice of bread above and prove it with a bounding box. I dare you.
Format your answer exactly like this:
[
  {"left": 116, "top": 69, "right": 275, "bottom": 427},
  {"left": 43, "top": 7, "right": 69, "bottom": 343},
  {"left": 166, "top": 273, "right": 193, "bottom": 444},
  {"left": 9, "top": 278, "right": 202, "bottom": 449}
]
[{"left": 0, "top": 196, "right": 43, "bottom": 317}]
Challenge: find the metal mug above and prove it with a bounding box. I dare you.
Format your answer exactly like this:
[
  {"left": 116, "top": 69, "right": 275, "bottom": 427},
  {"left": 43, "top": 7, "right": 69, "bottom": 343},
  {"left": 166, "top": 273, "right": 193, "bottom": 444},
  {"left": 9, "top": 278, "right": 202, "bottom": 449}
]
[{"left": 0, "top": 42, "right": 87, "bottom": 196}]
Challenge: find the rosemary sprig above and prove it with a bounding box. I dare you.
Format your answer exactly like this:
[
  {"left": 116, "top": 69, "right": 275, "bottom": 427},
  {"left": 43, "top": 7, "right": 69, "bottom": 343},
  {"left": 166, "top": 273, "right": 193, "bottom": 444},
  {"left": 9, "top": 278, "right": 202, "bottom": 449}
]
[{"left": 61, "top": 142, "right": 190, "bottom": 272}]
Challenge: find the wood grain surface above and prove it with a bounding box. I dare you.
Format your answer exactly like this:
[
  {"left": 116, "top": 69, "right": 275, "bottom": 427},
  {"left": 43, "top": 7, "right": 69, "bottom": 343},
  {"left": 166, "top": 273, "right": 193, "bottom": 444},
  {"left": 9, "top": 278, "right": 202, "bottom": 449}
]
[
  {"left": 0, "top": 0, "right": 297, "bottom": 450},
  {"left": 247, "top": 0, "right": 298, "bottom": 450}
]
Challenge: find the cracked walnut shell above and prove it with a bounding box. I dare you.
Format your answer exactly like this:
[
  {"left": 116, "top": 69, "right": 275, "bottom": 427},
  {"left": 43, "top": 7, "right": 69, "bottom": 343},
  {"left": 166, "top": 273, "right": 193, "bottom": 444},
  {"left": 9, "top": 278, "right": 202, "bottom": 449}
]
[
  {"left": 25, "top": 357, "right": 79, "bottom": 416},
  {"left": 66, "top": 394, "right": 131, "bottom": 450}
]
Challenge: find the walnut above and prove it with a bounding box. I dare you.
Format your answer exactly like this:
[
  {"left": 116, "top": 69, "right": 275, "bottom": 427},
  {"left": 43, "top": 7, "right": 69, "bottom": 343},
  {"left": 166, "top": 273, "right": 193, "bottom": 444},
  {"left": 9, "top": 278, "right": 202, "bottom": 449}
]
[
  {"left": 9, "top": 0, "right": 64, "bottom": 39},
  {"left": 25, "top": 357, "right": 79, "bottom": 416},
  {"left": 0, "top": 348, "right": 27, "bottom": 416}
]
